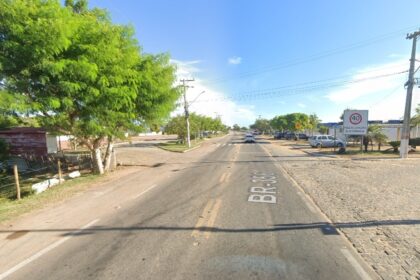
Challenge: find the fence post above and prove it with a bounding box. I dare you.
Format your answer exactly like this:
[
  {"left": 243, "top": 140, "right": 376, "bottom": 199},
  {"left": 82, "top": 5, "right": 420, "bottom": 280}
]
[
  {"left": 13, "top": 164, "right": 21, "bottom": 200},
  {"left": 58, "top": 159, "right": 62, "bottom": 184}
]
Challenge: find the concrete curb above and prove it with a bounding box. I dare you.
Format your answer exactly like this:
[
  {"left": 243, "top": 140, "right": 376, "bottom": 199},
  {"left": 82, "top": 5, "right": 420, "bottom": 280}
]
[
  {"left": 298, "top": 148, "right": 339, "bottom": 159},
  {"left": 156, "top": 143, "right": 202, "bottom": 153},
  {"left": 182, "top": 144, "right": 202, "bottom": 153}
]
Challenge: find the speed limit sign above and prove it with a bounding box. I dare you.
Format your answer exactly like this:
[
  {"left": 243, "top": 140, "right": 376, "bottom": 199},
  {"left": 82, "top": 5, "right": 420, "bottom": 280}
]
[{"left": 343, "top": 110, "right": 368, "bottom": 135}]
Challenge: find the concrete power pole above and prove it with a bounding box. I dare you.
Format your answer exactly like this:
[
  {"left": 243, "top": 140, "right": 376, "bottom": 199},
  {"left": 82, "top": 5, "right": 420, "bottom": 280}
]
[
  {"left": 400, "top": 30, "right": 420, "bottom": 158},
  {"left": 180, "top": 78, "right": 194, "bottom": 148}
]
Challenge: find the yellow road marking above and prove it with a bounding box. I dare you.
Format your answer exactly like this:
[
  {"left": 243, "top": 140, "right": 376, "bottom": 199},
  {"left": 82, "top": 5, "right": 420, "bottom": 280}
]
[
  {"left": 219, "top": 172, "right": 227, "bottom": 183},
  {"left": 191, "top": 199, "right": 214, "bottom": 238},
  {"left": 204, "top": 199, "right": 222, "bottom": 239},
  {"left": 225, "top": 172, "right": 231, "bottom": 183}
]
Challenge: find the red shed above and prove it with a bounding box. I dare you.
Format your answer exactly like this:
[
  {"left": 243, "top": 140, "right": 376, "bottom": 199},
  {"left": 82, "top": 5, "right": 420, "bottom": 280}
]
[{"left": 0, "top": 127, "right": 48, "bottom": 156}]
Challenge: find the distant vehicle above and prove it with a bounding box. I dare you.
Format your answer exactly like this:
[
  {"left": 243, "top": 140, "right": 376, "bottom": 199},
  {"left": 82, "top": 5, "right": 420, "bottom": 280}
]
[
  {"left": 244, "top": 134, "right": 256, "bottom": 143},
  {"left": 284, "top": 132, "right": 295, "bottom": 140},
  {"left": 274, "top": 132, "right": 285, "bottom": 139},
  {"left": 309, "top": 135, "right": 346, "bottom": 148},
  {"left": 292, "top": 133, "right": 308, "bottom": 140}
]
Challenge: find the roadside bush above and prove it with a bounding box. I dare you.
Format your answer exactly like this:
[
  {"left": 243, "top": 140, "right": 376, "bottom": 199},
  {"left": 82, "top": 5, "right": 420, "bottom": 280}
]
[
  {"left": 388, "top": 139, "right": 420, "bottom": 152},
  {"left": 0, "top": 139, "right": 9, "bottom": 160},
  {"left": 409, "top": 138, "right": 420, "bottom": 147},
  {"left": 388, "top": 141, "right": 400, "bottom": 152}
]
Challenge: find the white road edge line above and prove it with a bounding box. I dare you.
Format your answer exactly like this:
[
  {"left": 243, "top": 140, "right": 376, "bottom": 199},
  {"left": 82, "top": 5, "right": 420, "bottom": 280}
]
[
  {"left": 133, "top": 184, "right": 158, "bottom": 199},
  {"left": 0, "top": 219, "right": 100, "bottom": 280},
  {"left": 341, "top": 248, "right": 372, "bottom": 280}
]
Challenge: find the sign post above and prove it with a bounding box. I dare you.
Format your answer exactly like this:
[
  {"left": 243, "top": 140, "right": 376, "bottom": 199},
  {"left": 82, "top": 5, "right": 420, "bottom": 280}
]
[
  {"left": 343, "top": 110, "right": 368, "bottom": 152},
  {"left": 343, "top": 110, "right": 368, "bottom": 135}
]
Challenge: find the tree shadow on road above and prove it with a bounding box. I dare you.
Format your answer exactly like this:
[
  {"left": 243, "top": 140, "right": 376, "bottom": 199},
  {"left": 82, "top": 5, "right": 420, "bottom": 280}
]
[{"left": 2, "top": 219, "right": 419, "bottom": 238}]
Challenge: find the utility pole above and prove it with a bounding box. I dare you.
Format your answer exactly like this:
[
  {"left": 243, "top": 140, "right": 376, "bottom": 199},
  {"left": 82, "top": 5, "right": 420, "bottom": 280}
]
[
  {"left": 180, "top": 78, "right": 194, "bottom": 148},
  {"left": 400, "top": 30, "right": 420, "bottom": 158}
]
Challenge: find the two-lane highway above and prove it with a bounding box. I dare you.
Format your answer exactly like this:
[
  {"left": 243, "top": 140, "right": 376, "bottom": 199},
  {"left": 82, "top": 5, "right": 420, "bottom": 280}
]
[{"left": 4, "top": 133, "right": 377, "bottom": 279}]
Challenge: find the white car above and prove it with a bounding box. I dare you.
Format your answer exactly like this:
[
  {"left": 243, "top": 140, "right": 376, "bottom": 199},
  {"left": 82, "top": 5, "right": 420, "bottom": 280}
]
[
  {"left": 309, "top": 135, "right": 346, "bottom": 148},
  {"left": 244, "top": 134, "right": 256, "bottom": 143}
]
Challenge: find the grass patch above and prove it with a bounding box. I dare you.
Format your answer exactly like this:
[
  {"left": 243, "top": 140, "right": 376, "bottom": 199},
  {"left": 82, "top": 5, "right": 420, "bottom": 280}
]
[
  {"left": 0, "top": 174, "right": 100, "bottom": 224},
  {"left": 157, "top": 139, "right": 203, "bottom": 152}
]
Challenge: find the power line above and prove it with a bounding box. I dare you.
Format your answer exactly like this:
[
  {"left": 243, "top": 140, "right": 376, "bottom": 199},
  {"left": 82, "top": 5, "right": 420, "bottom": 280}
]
[
  {"left": 194, "top": 70, "right": 408, "bottom": 103},
  {"left": 226, "top": 63, "right": 408, "bottom": 98},
  {"left": 198, "top": 25, "right": 419, "bottom": 86}
]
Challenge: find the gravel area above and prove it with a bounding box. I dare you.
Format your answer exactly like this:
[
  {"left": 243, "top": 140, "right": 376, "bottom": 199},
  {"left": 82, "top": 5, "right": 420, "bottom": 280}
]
[{"left": 281, "top": 159, "right": 420, "bottom": 280}]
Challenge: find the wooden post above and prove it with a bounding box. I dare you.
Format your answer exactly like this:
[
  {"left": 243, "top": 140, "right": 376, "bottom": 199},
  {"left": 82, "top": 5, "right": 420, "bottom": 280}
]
[
  {"left": 13, "top": 164, "right": 21, "bottom": 200},
  {"left": 58, "top": 159, "right": 62, "bottom": 184}
]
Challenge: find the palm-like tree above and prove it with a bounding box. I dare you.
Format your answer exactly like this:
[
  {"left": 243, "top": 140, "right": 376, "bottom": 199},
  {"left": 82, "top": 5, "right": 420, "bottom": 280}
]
[
  {"left": 368, "top": 125, "right": 388, "bottom": 151},
  {"left": 411, "top": 104, "right": 420, "bottom": 126}
]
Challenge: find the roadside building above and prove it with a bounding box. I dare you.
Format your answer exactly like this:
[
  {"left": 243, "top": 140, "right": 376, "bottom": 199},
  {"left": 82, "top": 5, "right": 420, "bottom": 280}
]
[
  {"left": 0, "top": 127, "right": 71, "bottom": 157},
  {"left": 322, "top": 120, "right": 419, "bottom": 141}
]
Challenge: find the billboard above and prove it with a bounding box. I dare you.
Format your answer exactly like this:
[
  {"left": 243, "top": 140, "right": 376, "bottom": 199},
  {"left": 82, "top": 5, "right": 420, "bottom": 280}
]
[{"left": 343, "top": 110, "right": 368, "bottom": 135}]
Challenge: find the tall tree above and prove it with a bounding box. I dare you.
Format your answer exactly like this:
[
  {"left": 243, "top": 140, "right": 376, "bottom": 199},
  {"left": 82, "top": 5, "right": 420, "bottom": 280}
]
[
  {"left": 411, "top": 103, "right": 420, "bottom": 126},
  {"left": 318, "top": 125, "right": 329, "bottom": 135},
  {"left": 0, "top": 0, "right": 180, "bottom": 174},
  {"left": 368, "top": 124, "right": 388, "bottom": 151},
  {"left": 308, "top": 113, "right": 321, "bottom": 136},
  {"left": 284, "top": 113, "right": 309, "bottom": 132},
  {"left": 270, "top": 115, "right": 288, "bottom": 131},
  {"left": 232, "top": 124, "right": 241, "bottom": 131},
  {"left": 165, "top": 113, "right": 227, "bottom": 142},
  {"left": 250, "top": 118, "right": 271, "bottom": 134}
]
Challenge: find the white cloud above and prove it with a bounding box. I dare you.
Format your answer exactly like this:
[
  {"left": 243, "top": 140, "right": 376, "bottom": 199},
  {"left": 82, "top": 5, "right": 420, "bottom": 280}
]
[
  {"left": 367, "top": 88, "right": 420, "bottom": 121},
  {"left": 326, "top": 59, "right": 408, "bottom": 103},
  {"left": 297, "top": 103, "right": 306, "bottom": 108},
  {"left": 324, "top": 58, "right": 420, "bottom": 121},
  {"left": 170, "top": 59, "right": 202, "bottom": 78},
  {"left": 228, "top": 56, "right": 242, "bottom": 65},
  {"left": 171, "top": 59, "right": 256, "bottom": 126}
]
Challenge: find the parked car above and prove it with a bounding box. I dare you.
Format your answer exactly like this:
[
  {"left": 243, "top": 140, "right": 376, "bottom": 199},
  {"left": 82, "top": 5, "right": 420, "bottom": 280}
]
[
  {"left": 284, "top": 132, "right": 308, "bottom": 140},
  {"left": 309, "top": 135, "right": 346, "bottom": 148},
  {"left": 274, "top": 132, "right": 285, "bottom": 139},
  {"left": 284, "top": 132, "right": 295, "bottom": 140},
  {"left": 296, "top": 133, "right": 308, "bottom": 140},
  {"left": 244, "top": 134, "right": 256, "bottom": 143}
]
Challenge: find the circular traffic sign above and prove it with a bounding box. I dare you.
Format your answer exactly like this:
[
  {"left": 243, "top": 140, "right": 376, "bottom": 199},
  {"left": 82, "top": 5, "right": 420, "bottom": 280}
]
[{"left": 349, "top": 113, "right": 362, "bottom": 125}]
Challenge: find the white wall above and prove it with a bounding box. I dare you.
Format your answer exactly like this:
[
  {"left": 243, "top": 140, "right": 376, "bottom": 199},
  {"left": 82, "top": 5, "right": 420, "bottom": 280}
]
[
  {"left": 46, "top": 135, "right": 58, "bottom": 153},
  {"left": 326, "top": 124, "right": 419, "bottom": 142}
]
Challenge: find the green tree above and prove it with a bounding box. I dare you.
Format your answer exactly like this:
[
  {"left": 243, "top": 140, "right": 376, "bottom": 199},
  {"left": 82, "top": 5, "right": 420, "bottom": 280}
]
[
  {"left": 165, "top": 115, "right": 187, "bottom": 142},
  {"left": 250, "top": 118, "right": 271, "bottom": 134},
  {"left": 318, "top": 125, "right": 329, "bottom": 135},
  {"left": 368, "top": 125, "right": 388, "bottom": 151},
  {"left": 308, "top": 114, "right": 321, "bottom": 136},
  {"left": 232, "top": 124, "right": 241, "bottom": 131},
  {"left": 411, "top": 103, "right": 420, "bottom": 126},
  {"left": 0, "top": 0, "right": 180, "bottom": 174},
  {"left": 284, "top": 113, "right": 309, "bottom": 132},
  {"left": 270, "top": 115, "right": 288, "bottom": 131},
  {"left": 165, "top": 113, "right": 228, "bottom": 141}
]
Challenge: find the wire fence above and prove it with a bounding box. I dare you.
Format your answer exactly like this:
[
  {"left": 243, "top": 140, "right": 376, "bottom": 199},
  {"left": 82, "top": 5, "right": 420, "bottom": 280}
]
[{"left": 0, "top": 152, "right": 92, "bottom": 201}]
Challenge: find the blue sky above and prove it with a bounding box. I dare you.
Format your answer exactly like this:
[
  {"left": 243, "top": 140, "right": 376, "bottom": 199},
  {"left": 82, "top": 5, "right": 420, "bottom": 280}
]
[{"left": 89, "top": 0, "right": 420, "bottom": 126}]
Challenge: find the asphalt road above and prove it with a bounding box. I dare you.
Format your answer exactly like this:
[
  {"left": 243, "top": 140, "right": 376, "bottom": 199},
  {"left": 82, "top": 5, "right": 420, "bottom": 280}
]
[{"left": 6, "top": 134, "right": 377, "bottom": 280}]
